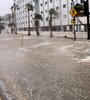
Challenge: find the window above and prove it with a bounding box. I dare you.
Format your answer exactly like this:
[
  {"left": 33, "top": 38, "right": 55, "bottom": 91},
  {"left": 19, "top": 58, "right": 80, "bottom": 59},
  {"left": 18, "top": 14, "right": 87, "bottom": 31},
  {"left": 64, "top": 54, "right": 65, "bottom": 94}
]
[
  {"left": 63, "top": 14, "right": 67, "bottom": 18},
  {"left": 50, "top": 0, "right": 52, "bottom": 3},
  {"left": 45, "top": 1, "right": 47, "bottom": 4},
  {"left": 41, "top": 3, "right": 42, "bottom": 6},
  {"left": 63, "top": 4, "right": 66, "bottom": 8},
  {"left": 56, "top": 6, "right": 59, "bottom": 10},
  {"left": 45, "top": 10, "right": 47, "bottom": 13},
  {"left": 41, "top": 11, "right": 43, "bottom": 14}
]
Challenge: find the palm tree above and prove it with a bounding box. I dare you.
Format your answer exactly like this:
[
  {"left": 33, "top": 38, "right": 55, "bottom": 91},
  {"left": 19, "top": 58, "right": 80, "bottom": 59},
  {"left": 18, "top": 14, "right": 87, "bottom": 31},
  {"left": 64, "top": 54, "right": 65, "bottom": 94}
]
[
  {"left": 10, "top": 6, "right": 14, "bottom": 33},
  {"left": 10, "top": 3, "right": 19, "bottom": 34},
  {"left": 48, "top": 8, "right": 58, "bottom": 37},
  {"left": 33, "top": 14, "right": 42, "bottom": 36},
  {"left": 25, "top": 3, "right": 34, "bottom": 36}
]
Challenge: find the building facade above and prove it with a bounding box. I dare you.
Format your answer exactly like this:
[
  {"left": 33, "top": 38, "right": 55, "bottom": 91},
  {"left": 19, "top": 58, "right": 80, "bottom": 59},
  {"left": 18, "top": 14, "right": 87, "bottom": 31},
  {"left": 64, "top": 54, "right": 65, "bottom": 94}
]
[{"left": 14, "top": 0, "right": 89, "bottom": 32}]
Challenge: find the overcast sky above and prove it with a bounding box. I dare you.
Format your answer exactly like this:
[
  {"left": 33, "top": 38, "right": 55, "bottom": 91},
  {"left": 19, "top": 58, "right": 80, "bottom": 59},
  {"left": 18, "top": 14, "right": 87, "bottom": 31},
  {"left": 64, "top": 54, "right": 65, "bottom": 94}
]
[{"left": 0, "top": 0, "right": 13, "bottom": 16}]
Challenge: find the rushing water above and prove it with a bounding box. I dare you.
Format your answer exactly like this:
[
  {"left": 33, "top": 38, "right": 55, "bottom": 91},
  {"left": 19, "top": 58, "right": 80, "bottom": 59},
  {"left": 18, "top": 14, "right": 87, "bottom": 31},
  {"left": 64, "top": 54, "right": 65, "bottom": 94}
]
[{"left": 0, "top": 34, "right": 90, "bottom": 100}]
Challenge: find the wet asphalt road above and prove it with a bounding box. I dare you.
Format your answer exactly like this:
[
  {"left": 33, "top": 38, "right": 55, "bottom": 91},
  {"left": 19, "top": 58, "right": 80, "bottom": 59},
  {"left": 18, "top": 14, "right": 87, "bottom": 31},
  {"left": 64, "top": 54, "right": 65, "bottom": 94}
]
[{"left": 0, "top": 34, "right": 90, "bottom": 100}]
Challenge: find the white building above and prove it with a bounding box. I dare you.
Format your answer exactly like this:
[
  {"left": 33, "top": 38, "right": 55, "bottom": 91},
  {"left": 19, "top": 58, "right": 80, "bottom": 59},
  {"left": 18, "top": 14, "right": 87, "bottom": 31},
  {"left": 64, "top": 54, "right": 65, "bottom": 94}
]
[{"left": 14, "top": 0, "right": 89, "bottom": 32}]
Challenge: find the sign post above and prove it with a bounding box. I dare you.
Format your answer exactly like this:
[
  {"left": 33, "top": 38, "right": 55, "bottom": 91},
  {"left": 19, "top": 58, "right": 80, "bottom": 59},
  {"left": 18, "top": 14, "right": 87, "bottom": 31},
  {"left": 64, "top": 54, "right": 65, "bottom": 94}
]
[{"left": 69, "top": 7, "right": 77, "bottom": 40}]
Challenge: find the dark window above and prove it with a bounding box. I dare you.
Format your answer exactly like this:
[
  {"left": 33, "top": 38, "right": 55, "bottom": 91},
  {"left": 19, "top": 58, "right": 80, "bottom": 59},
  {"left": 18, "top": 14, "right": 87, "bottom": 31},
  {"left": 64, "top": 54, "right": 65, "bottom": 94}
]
[
  {"left": 50, "top": 0, "right": 52, "bottom": 3},
  {"left": 63, "top": 4, "right": 66, "bottom": 8},
  {"left": 56, "top": 6, "right": 59, "bottom": 10},
  {"left": 45, "top": 1, "right": 47, "bottom": 4},
  {"left": 45, "top": 10, "right": 47, "bottom": 13},
  {"left": 41, "top": 11, "right": 43, "bottom": 14},
  {"left": 41, "top": 3, "right": 42, "bottom": 6}
]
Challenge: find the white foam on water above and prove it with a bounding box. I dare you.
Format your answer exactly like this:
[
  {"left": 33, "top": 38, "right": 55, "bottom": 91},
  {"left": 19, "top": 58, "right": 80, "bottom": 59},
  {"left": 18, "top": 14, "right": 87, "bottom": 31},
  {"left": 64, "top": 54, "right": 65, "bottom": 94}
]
[
  {"left": 0, "top": 36, "right": 29, "bottom": 41},
  {"left": 83, "top": 49, "right": 90, "bottom": 53},
  {"left": 78, "top": 56, "right": 90, "bottom": 63},
  {"left": 58, "top": 45, "right": 74, "bottom": 53},
  {"left": 31, "top": 42, "right": 51, "bottom": 48},
  {"left": 18, "top": 47, "right": 31, "bottom": 52},
  {"left": 17, "top": 36, "right": 30, "bottom": 40},
  {"left": 15, "top": 47, "right": 31, "bottom": 57}
]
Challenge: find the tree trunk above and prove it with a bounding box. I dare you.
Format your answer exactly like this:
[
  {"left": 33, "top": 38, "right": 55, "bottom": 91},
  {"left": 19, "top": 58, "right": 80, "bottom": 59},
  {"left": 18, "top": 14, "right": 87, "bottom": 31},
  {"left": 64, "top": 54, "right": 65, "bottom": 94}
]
[
  {"left": 12, "top": 8, "right": 14, "bottom": 34},
  {"left": 11, "top": 26, "right": 13, "bottom": 34},
  {"left": 49, "top": 15, "right": 53, "bottom": 37},
  {"left": 36, "top": 26, "right": 39, "bottom": 36},
  {"left": 14, "top": 7, "right": 17, "bottom": 34},
  {"left": 36, "top": 19, "right": 40, "bottom": 36},
  {"left": 28, "top": 10, "right": 31, "bottom": 36}
]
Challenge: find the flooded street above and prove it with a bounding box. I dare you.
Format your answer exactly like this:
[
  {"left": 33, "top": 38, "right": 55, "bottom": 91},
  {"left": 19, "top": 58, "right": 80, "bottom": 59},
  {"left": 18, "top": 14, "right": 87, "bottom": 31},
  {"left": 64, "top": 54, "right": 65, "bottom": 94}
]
[{"left": 0, "top": 34, "right": 90, "bottom": 100}]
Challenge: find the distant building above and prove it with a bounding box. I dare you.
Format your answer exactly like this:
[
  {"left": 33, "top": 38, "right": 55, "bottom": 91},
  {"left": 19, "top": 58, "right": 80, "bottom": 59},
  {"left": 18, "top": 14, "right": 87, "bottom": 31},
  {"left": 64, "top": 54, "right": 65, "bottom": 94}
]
[{"left": 14, "top": 0, "right": 89, "bottom": 32}]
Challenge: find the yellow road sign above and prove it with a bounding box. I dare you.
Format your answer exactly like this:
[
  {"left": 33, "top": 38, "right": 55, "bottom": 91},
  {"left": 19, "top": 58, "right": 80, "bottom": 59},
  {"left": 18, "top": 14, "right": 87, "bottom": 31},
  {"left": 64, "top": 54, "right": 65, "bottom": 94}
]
[{"left": 69, "top": 7, "right": 78, "bottom": 17}]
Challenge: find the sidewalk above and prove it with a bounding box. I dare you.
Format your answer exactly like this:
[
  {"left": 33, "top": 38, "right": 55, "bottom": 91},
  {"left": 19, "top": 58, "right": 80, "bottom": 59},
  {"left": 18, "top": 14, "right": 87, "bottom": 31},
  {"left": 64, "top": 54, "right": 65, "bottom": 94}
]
[{"left": 17, "top": 31, "right": 87, "bottom": 39}]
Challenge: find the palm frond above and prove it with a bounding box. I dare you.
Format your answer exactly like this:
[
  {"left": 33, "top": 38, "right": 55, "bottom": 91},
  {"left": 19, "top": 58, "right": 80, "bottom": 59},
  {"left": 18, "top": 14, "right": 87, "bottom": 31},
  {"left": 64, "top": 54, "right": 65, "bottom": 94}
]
[
  {"left": 34, "top": 14, "right": 42, "bottom": 20},
  {"left": 49, "top": 8, "right": 58, "bottom": 16},
  {"left": 25, "top": 3, "right": 34, "bottom": 11}
]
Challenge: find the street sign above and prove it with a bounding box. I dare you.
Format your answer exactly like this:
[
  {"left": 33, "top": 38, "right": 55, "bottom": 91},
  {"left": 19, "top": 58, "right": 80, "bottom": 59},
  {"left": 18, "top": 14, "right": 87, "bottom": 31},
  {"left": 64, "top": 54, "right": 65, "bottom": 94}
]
[
  {"left": 69, "top": 7, "right": 78, "bottom": 17},
  {"left": 71, "top": 19, "right": 76, "bottom": 24},
  {"left": 71, "top": 2, "right": 75, "bottom": 7}
]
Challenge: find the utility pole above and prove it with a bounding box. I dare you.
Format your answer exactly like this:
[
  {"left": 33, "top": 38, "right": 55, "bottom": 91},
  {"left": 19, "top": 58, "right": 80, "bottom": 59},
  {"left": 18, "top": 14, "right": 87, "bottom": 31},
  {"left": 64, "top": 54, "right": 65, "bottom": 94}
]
[
  {"left": 82, "top": 0, "right": 90, "bottom": 39},
  {"left": 86, "top": 0, "right": 90, "bottom": 40}
]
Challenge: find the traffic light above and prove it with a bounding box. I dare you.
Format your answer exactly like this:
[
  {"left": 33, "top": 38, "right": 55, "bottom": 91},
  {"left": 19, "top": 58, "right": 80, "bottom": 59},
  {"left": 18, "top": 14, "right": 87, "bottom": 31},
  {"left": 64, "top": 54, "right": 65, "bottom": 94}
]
[
  {"left": 73, "top": 3, "right": 84, "bottom": 17},
  {"left": 83, "top": 1, "right": 88, "bottom": 16},
  {"left": 74, "top": 3, "right": 83, "bottom": 13}
]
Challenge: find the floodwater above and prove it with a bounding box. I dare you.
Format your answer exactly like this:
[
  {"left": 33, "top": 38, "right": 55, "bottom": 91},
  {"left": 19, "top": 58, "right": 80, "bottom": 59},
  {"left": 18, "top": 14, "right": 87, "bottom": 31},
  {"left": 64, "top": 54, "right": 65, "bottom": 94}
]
[{"left": 0, "top": 34, "right": 90, "bottom": 100}]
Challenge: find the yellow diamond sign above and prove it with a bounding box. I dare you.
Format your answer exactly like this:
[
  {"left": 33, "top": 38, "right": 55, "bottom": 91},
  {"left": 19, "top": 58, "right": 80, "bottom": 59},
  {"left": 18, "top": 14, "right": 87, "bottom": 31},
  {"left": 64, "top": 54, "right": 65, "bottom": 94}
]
[{"left": 69, "top": 7, "right": 78, "bottom": 17}]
